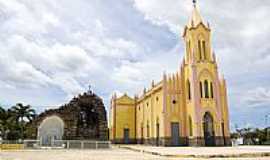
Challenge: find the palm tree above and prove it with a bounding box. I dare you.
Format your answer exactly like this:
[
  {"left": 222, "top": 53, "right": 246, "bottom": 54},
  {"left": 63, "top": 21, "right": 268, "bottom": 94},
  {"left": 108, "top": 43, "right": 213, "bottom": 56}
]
[
  {"left": 11, "top": 103, "right": 36, "bottom": 123},
  {"left": 10, "top": 103, "right": 36, "bottom": 140}
]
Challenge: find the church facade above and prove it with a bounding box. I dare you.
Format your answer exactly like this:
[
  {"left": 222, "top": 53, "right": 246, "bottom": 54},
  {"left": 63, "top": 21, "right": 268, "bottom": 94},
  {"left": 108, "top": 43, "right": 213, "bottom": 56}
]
[{"left": 109, "top": 2, "right": 231, "bottom": 146}]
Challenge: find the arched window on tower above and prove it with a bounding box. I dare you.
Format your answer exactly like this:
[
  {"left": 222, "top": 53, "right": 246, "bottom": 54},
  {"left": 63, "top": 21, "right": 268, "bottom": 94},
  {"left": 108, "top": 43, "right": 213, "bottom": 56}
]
[
  {"left": 186, "top": 41, "right": 189, "bottom": 61},
  {"left": 198, "top": 40, "right": 202, "bottom": 60},
  {"left": 202, "top": 41, "right": 207, "bottom": 60},
  {"left": 187, "top": 80, "right": 191, "bottom": 100},
  {"left": 186, "top": 40, "right": 192, "bottom": 62},
  {"left": 210, "top": 82, "right": 214, "bottom": 98},
  {"left": 204, "top": 80, "right": 209, "bottom": 98},
  {"left": 188, "top": 41, "right": 191, "bottom": 62},
  {"left": 200, "top": 81, "right": 203, "bottom": 98}
]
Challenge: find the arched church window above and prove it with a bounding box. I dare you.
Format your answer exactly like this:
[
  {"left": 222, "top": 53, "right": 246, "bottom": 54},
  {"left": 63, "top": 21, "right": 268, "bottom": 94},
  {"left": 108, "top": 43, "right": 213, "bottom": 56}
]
[
  {"left": 147, "top": 121, "right": 150, "bottom": 138},
  {"left": 189, "top": 116, "right": 193, "bottom": 136},
  {"left": 200, "top": 81, "right": 203, "bottom": 98},
  {"left": 198, "top": 40, "right": 202, "bottom": 60},
  {"left": 186, "top": 41, "right": 189, "bottom": 57},
  {"left": 210, "top": 82, "right": 214, "bottom": 98},
  {"left": 141, "top": 122, "right": 144, "bottom": 139},
  {"left": 202, "top": 41, "right": 206, "bottom": 60},
  {"left": 187, "top": 80, "right": 191, "bottom": 100},
  {"left": 204, "top": 80, "right": 209, "bottom": 98},
  {"left": 186, "top": 41, "right": 191, "bottom": 62}
]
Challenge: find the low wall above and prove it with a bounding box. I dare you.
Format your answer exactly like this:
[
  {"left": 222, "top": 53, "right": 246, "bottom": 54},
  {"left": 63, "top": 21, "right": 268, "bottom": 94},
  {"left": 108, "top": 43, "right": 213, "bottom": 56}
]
[
  {"left": 63, "top": 140, "right": 111, "bottom": 149},
  {"left": 1, "top": 140, "right": 111, "bottom": 150},
  {"left": 0, "top": 144, "right": 24, "bottom": 150}
]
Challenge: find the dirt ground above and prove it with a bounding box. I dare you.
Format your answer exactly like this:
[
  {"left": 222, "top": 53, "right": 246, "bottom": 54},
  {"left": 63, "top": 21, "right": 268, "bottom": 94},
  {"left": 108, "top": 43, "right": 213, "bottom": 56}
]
[{"left": 1, "top": 147, "right": 270, "bottom": 160}]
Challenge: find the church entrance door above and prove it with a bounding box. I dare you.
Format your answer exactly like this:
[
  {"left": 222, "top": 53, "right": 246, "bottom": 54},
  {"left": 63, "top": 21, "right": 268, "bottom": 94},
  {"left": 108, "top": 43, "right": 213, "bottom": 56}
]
[
  {"left": 124, "top": 128, "right": 129, "bottom": 144},
  {"left": 156, "top": 123, "right": 160, "bottom": 146},
  {"left": 171, "top": 122, "right": 179, "bottom": 146},
  {"left": 203, "top": 112, "right": 215, "bottom": 146}
]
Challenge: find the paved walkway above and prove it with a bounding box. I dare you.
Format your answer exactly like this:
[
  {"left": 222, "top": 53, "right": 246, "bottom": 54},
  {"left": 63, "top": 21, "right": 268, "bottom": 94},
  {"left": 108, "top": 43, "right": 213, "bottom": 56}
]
[
  {"left": 119, "top": 145, "right": 270, "bottom": 158},
  {"left": 0, "top": 146, "right": 270, "bottom": 160},
  {"left": 0, "top": 149, "right": 164, "bottom": 160}
]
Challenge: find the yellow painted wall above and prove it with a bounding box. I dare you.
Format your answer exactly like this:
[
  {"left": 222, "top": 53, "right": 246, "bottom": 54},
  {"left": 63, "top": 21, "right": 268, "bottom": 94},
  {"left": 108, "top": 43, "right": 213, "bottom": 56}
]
[
  {"left": 115, "top": 104, "right": 135, "bottom": 139},
  {"left": 163, "top": 73, "right": 184, "bottom": 138},
  {"left": 136, "top": 82, "right": 164, "bottom": 140},
  {"left": 109, "top": 94, "right": 136, "bottom": 141},
  {"left": 0, "top": 144, "right": 24, "bottom": 150}
]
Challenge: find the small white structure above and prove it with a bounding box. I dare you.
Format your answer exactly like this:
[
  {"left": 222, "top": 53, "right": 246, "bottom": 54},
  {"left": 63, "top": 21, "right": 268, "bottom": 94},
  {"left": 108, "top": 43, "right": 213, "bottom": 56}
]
[
  {"left": 232, "top": 137, "right": 243, "bottom": 146},
  {"left": 38, "top": 116, "right": 64, "bottom": 146}
]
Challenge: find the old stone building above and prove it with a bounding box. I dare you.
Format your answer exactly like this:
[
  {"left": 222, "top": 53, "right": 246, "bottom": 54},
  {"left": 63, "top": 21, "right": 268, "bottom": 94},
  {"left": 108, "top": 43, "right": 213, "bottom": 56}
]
[
  {"left": 26, "top": 90, "right": 108, "bottom": 145},
  {"left": 109, "top": 1, "right": 231, "bottom": 146}
]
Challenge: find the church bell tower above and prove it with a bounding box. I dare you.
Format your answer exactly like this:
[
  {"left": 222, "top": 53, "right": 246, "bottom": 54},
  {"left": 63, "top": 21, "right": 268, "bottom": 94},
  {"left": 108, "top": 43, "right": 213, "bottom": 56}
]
[{"left": 182, "top": 0, "right": 231, "bottom": 146}]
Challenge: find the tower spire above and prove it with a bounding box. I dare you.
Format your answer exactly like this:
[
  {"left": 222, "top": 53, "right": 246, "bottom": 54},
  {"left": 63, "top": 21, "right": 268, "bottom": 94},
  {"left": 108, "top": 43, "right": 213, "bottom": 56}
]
[
  {"left": 184, "top": 0, "right": 209, "bottom": 29},
  {"left": 193, "top": 0, "right": 197, "bottom": 7}
]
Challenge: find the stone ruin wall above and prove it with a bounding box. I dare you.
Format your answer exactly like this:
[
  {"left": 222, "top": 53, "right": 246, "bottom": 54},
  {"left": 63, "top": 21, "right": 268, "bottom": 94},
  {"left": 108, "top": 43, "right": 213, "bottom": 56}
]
[{"left": 26, "top": 91, "right": 108, "bottom": 141}]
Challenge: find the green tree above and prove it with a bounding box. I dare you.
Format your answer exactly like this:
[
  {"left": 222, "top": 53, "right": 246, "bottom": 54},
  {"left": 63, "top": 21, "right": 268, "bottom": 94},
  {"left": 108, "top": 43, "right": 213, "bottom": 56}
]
[
  {"left": 235, "top": 127, "right": 268, "bottom": 145},
  {"left": 10, "top": 103, "right": 36, "bottom": 140},
  {"left": 255, "top": 128, "right": 266, "bottom": 145},
  {"left": 0, "top": 107, "right": 16, "bottom": 140}
]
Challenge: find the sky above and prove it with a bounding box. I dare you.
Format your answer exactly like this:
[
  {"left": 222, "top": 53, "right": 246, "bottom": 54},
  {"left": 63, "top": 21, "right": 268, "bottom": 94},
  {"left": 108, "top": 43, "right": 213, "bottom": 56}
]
[{"left": 0, "top": 0, "right": 270, "bottom": 130}]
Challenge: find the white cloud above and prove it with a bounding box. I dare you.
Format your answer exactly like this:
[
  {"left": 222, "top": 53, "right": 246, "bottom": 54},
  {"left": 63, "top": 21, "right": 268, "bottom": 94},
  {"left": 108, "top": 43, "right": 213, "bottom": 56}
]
[
  {"left": 244, "top": 87, "right": 270, "bottom": 107},
  {"left": 0, "top": 0, "right": 149, "bottom": 106},
  {"left": 132, "top": 0, "right": 191, "bottom": 34},
  {"left": 0, "top": 0, "right": 60, "bottom": 36},
  {"left": 0, "top": 0, "right": 269, "bottom": 128}
]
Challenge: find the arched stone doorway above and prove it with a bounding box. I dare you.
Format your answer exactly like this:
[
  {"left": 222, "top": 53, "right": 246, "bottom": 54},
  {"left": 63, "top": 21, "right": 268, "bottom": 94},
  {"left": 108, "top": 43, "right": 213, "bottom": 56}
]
[
  {"left": 203, "top": 112, "right": 215, "bottom": 146},
  {"left": 38, "top": 116, "right": 64, "bottom": 146}
]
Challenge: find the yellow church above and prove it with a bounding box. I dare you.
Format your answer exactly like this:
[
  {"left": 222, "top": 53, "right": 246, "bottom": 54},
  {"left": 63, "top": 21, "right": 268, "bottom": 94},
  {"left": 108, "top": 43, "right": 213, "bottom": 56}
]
[{"left": 109, "top": 1, "right": 231, "bottom": 146}]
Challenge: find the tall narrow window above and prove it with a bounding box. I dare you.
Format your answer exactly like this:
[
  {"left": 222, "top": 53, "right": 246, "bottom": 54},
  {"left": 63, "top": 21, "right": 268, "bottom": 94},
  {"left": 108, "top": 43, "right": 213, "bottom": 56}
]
[
  {"left": 204, "top": 80, "right": 209, "bottom": 98},
  {"left": 202, "top": 41, "right": 206, "bottom": 60},
  {"left": 210, "top": 82, "right": 214, "bottom": 98},
  {"left": 189, "top": 116, "right": 193, "bottom": 136},
  {"left": 186, "top": 41, "right": 189, "bottom": 61},
  {"left": 186, "top": 41, "right": 188, "bottom": 53},
  {"left": 147, "top": 121, "right": 150, "bottom": 138},
  {"left": 198, "top": 40, "right": 202, "bottom": 60},
  {"left": 188, "top": 41, "right": 191, "bottom": 54},
  {"left": 221, "top": 122, "right": 226, "bottom": 145},
  {"left": 200, "top": 81, "right": 203, "bottom": 98},
  {"left": 141, "top": 123, "right": 144, "bottom": 144},
  {"left": 187, "top": 80, "right": 191, "bottom": 100},
  {"left": 187, "top": 41, "right": 191, "bottom": 62}
]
